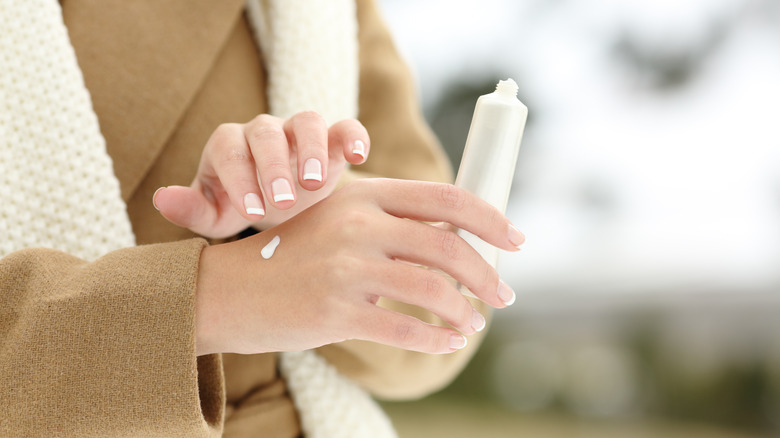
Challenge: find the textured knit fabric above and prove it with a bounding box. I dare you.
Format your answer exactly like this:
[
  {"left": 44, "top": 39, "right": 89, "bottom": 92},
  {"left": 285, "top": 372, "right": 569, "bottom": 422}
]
[
  {"left": 0, "top": 0, "right": 135, "bottom": 260},
  {"left": 245, "top": 0, "right": 358, "bottom": 125},
  {"left": 280, "top": 350, "right": 397, "bottom": 438}
]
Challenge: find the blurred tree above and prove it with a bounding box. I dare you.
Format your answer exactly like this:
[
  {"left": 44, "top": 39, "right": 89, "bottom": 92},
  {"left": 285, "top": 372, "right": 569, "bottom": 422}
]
[{"left": 426, "top": 75, "right": 535, "bottom": 170}]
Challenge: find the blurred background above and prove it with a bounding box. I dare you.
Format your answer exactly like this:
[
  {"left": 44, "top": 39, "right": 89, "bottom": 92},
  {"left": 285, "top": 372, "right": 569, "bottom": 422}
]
[{"left": 376, "top": 0, "right": 780, "bottom": 436}]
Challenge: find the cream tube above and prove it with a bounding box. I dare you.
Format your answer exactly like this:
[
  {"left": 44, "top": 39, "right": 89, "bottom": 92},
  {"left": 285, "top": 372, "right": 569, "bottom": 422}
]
[{"left": 455, "top": 79, "right": 528, "bottom": 296}]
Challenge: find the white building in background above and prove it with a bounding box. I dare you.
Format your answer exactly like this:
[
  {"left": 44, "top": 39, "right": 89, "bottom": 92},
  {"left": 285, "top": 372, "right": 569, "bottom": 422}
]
[{"left": 380, "top": 0, "right": 780, "bottom": 299}]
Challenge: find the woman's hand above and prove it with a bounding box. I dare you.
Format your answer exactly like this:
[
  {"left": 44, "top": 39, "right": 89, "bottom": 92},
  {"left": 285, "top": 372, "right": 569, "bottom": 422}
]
[
  {"left": 153, "top": 111, "right": 370, "bottom": 238},
  {"left": 194, "top": 179, "right": 526, "bottom": 356}
]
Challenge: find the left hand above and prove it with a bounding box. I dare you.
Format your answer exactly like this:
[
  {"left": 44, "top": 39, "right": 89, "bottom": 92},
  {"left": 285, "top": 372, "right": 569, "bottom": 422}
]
[{"left": 153, "top": 112, "right": 370, "bottom": 238}]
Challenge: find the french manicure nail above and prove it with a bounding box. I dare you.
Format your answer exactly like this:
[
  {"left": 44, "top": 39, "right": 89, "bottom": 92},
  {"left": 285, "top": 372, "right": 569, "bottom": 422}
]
[
  {"left": 450, "top": 334, "right": 468, "bottom": 351},
  {"left": 271, "top": 178, "right": 294, "bottom": 203},
  {"left": 352, "top": 139, "right": 366, "bottom": 159},
  {"left": 508, "top": 224, "right": 525, "bottom": 249},
  {"left": 472, "top": 309, "right": 486, "bottom": 332},
  {"left": 498, "top": 281, "right": 516, "bottom": 306},
  {"left": 303, "top": 158, "right": 323, "bottom": 182},
  {"left": 244, "top": 193, "right": 265, "bottom": 216},
  {"left": 152, "top": 187, "right": 165, "bottom": 211}
]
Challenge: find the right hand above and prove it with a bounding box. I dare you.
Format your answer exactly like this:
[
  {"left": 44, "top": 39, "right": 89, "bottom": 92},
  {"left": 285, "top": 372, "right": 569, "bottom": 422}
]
[{"left": 194, "top": 178, "right": 525, "bottom": 356}]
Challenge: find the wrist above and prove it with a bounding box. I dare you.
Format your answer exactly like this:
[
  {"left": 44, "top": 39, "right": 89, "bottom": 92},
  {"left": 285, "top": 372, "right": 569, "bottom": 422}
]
[{"left": 194, "top": 244, "right": 224, "bottom": 356}]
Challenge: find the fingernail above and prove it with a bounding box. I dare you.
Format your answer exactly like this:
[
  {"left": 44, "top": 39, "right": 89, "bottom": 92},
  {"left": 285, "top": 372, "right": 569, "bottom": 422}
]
[
  {"left": 303, "top": 158, "right": 323, "bottom": 182},
  {"left": 352, "top": 139, "right": 366, "bottom": 159},
  {"left": 472, "top": 309, "right": 486, "bottom": 332},
  {"left": 508, "top": 224, "right": 525, "bottom": 249},
  {"left": 498, "top": 281, "right": 516, "bottom": 306},
  {"left": 152, "top": 187, "right": 165, "bottom": 211},
  {"left": 244, "top": 193, "right": 265, "bottom": 216},
  {"left": 450, "top": 334, "right": 468, "bottom": 351},
  {"left": 271, "top": 178, "right": 294, "bottom": 203}
]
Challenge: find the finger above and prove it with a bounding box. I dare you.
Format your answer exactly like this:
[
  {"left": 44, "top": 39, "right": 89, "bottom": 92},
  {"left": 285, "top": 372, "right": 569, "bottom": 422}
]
[
  {"left": 153, "top": 185, "right": 216, "bottom": 232},
  {"left": 382, "top": 216, "right": 508, "bottom": 309},
  {"left": 328, "top": 119, "right": 370, "bottom": 165},
  {"left": 355, "top": 179, "right": 524, "bottom": 252},
  {"left": 352, "top": 305, "right": 468, "bottom": 354},
  {"left": 365, "top": 259, "right": 485, "bottom": 335},
  {"left": 206, "top": 124, "right": 266, "bottom": 220},
  {"left": 283, "top": 111, "right": 328, "bottom": 191},
  {"left": 244, "top": 115, "right": 296, "bottom": 209}
]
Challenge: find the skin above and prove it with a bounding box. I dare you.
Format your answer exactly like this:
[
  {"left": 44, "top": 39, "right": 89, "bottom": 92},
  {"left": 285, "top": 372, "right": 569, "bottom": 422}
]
[
  {"left": 154, "top": 111, "right": 370, "bottom": 237},
  {"left": 153, "top": 112, "right": 524, "bottom": 357}
]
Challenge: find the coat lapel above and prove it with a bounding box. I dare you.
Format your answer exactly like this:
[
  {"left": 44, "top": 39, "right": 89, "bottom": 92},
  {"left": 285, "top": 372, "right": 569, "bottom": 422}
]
[{"left": 62, "top": 0, "right": 247, "bottom": 200}]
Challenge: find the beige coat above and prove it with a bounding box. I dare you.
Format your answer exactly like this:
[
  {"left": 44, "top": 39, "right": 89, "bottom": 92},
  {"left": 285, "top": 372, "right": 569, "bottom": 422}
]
[{"left": 0, "top": 1, "right": 490, "bottom": 436}]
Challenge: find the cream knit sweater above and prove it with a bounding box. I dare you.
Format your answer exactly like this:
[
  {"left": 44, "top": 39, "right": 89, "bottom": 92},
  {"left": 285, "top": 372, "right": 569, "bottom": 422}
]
[{"left": 0, "top": 0, "right": 396, "bottom": 436}]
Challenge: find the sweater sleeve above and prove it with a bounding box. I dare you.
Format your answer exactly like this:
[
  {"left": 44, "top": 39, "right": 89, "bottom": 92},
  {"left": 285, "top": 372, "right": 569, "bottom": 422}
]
[
  {"left": 320, "top": 0, "right": 492, "bottom": 401},
  {"left": 0, "top": 239, "right": 225, "bottom": 437}
]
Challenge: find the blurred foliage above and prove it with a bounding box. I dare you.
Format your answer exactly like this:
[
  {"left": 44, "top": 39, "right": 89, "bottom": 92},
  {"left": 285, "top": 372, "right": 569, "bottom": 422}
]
[
  {"left": 428, "top": 301, "right": 780, "bottom": 434},
  {"left": 610, "top": 21, "right": 731, "bottom": 92},
  {"left": 382, "top": 395, "right": 775, "bottom": 438}
]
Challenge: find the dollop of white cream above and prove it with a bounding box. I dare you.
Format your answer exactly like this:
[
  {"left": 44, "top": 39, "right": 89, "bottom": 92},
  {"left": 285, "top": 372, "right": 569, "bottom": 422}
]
[{"left": 261, "top": 235, "right": 281, "bottom": 259}]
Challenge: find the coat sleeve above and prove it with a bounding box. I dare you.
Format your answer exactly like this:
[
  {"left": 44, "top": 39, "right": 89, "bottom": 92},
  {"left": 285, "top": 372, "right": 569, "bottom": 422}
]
[
  {"left": 320, "top": 0, "right": 493, "bottom": 401},
  {"left": 0, "top": 239, "right": 225, "bottom": 437}
]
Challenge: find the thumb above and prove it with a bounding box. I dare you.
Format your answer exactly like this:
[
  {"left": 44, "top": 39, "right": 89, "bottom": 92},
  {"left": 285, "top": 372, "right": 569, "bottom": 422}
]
[{"left": 153, "top": 185, "right": 219, "bottom": 236}]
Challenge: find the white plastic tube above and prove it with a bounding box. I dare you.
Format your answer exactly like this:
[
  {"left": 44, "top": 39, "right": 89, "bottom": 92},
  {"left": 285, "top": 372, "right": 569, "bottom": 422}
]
[{"left": 455, "top": 79, "right": 527, "bottom": 294}]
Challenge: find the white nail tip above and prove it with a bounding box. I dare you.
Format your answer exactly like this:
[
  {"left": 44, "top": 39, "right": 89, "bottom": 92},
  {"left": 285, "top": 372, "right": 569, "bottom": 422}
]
[
  {"left": 450, "top": 335, "right": 468, "bottom": 350},
  {"left": 243, "top": 193, "right": 264, "bottom": 216},
  {"left": 303, "top": 158, "right": 323, "bottom": 181},
  {"left": 271, "top": 178, "right": 294, "bottom": 203},
  {"left": 504, "top": 293, "right": 516, "bottom": 306},
  {"left": 352, "top": 140, "right": 366, "bottom": 158},
  {"left": 473, "top": 316, "right": 486, "bottom": 332},
  {"left": 273, "top": 193, "right": 295, "bottom": 202}
]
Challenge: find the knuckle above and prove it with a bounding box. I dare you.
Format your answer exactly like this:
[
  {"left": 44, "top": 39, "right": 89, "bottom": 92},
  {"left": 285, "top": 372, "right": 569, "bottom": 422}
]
[
  {"left": 480, "top": 264, "right": 498, "bottom": 295},
  {"left": 328, "top": 256, "right": 352, "bottom": 284},
  {"left": 261, "top": 158, "right": 290, "bottom": 173},
  {"left": 337, "top": 208, "right": 372, "bottom": 241},
  {"left": 437, "top": 230, "right": 462, "bottom": 261},
  {"left": 394, "top": 321, "right": 419, "bottom": 348},
  {"left": 209, "top": 123, "right": 238, "bottom": 143},
  {"left": 209, "top": 125, "right": 250, "bottom": 164},
  {"left": 435, "top": 184, "right": 467, "bottom": 212},
  {"left": 294, "top": 110, "right": 325, "bottom": 125},
  {"left": 487, "top": 206, "right": 504, "bottom": 231},
  {"left": 213, "top": 123, "right": 240, "bottom": 140},
  {"left": 220, "top": 146, "right": 250, "bottom": 163},
  {"left": 251, "top": 114, "right": 278, "bottom": 126},
  {"left": 457, "top": 301, "right": 473, "bottom": 328},
  {"left": 422, "top": 274, "right": 445, "bottom": 302},
  {"left": 342, "top": 208, "right": 372, "bottom": 228},
  {"left": 326, "top": 254, "right": 359, "bottom": 292},
  {"left": 248, "top": 122, "right": 285, "bottom": 145}
]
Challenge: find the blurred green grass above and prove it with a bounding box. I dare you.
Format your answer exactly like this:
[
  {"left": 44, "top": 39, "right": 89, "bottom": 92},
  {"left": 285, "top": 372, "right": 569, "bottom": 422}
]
[{"left": 382, "top": 395, "right": 775, "bottom": 438}]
